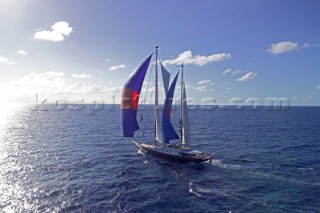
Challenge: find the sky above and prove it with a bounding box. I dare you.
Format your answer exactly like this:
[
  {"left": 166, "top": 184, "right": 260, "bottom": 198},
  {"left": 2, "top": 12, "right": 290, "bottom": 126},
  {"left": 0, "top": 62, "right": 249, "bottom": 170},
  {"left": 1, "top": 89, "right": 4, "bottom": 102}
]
[{"left": 0, "top": 0, "right": 320, "bottom": 107}]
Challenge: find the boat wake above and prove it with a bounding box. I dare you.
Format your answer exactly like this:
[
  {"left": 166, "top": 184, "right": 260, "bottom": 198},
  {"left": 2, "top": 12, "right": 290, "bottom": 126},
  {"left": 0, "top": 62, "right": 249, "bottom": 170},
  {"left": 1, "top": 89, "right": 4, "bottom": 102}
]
[
  {"left": 207, "top": 159, "right": 241, "bottom": 170},
  {"left": 246, "top": 170, "right": 320, "bottom": 186},
  {"left": 206, "top": 159, "right": 320, "bottom": 187}
]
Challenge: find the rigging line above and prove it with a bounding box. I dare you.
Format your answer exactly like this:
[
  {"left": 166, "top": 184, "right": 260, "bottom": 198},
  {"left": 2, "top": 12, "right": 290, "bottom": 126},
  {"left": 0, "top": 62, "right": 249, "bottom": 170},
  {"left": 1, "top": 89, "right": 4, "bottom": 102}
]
[
  {"left": 141, "top": 61, "right": 154, "bottom": 105},
  {"left": 139, "top": 58, "right": 155, "bottom": 126}
]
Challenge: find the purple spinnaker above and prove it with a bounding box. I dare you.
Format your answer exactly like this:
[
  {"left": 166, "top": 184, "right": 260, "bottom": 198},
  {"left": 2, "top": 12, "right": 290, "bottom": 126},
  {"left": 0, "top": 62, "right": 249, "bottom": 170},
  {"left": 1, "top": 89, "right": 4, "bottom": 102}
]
[{"left": 121, "top": 54, "right": 153, "bottom": 137}]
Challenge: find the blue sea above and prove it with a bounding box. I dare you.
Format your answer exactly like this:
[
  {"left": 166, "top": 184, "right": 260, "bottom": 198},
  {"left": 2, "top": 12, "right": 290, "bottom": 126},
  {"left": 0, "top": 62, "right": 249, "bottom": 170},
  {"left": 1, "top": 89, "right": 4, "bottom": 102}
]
[{"left": 0, "top": 104, "right": 319, "bottom": 212}]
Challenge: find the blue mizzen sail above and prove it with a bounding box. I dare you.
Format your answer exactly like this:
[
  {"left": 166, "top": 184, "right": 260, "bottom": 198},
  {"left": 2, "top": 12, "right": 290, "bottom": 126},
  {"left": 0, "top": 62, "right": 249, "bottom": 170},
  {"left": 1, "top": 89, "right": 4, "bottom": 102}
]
[
  {"left": 121, "top": 54, "right": 153, "bottom": 137},
  {"left": 162, "top": 72, "right": 180, "bottom": 143}
]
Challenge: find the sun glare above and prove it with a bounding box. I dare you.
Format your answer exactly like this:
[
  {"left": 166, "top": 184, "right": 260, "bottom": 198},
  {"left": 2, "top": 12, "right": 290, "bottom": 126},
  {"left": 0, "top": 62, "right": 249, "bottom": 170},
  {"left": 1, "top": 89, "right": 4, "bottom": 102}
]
[{"left": 0, "top": 101, "right": 22, "bottom": 118}]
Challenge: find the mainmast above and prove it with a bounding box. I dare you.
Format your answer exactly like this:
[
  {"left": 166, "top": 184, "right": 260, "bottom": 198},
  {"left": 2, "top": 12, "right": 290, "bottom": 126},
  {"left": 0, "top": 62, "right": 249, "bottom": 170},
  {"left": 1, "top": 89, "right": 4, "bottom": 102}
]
[
  {"left": 178, "top": 63, "right": 191, "bottom": 147},
  {"left": 178, "top": 63, "right": 184, "bottom": 144},
  {"left": 154, "top": 46, "right": 161, "bottom": 144}
]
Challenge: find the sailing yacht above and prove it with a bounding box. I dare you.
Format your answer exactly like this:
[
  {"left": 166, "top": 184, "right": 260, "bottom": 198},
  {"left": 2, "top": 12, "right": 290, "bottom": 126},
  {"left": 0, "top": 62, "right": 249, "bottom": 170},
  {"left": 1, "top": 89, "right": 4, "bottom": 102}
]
[{"left": 121, "top": 47, "right": 213, "bottom": 163}]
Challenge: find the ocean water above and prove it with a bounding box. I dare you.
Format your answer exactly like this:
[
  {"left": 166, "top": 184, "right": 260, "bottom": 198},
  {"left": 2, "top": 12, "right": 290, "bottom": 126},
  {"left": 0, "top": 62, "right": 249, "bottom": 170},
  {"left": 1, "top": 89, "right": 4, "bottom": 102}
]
[{"left": 0, "top": 104, "right": 319, "bottom": 212}]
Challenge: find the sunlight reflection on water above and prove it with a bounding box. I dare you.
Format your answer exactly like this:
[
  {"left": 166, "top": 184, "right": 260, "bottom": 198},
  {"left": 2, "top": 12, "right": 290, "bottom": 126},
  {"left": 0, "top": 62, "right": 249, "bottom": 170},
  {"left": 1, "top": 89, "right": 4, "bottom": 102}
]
[{"left": 0, "top": 104, "right": 31, "bottom": 212}]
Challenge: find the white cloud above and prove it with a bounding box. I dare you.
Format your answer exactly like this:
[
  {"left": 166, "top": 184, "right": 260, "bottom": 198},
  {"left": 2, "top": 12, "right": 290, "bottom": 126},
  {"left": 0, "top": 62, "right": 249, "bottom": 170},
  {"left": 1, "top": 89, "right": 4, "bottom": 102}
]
[
  {"left": 64, "top": 83, "right": 118, "bottom": 94},
  {"left": 71, "top": 73, "right": 92, "bottom": 79},
  {"left": 105, "top": 59, "right": 109, "bottom": 63},
  {"left": 222, "top": 69, "right": 232, "bottom": 74},
  {"left": 109, "top": 64, "right": 126, "bottom": 70},
  {"left": 222, "top": 69, "right": 240, "bottom": 75},
  {"left": 268, "top": 41, "right": 320, "bottom": 55},
  {"left": 0, "top": 56, "right": 14, "bottom": 65},
  {"left": 0, "top": 56, "right": 10, "bottom": 63},
  {"left": 267, "top": 41, "right": 299, "bottom": 55},
  {"left": 304, "top": 43, "right": 320, "bottom": 48},
  {"left": 34, "top": 21, "right": 73, "bottom": 42},
  {"left": 163, "top": 50, "right": 232, "bottom": 66},
  {"left": 194, "top": 86, "right": 208, "bottom": 92},
  {"left": 17, "top": 50, "right": 28, "bottom": 56},
  {"left": 16, "top": 71, "right": 65, "bottom": 92},
  {"left": 316, "top": 85, "right": 320, "bottom": 90},
  {"left": 0, "top": 71, "right": 66, "bottom": 99},
  {"left": 197, "top": 80, "right": 211, "bottom": 85},
  {"left": 8, "top": 71, "right": 113, "bottom": 95},
  {"left": 236, "top": 72, "right": 257, "bottom": 81},
  {"left": 0, "top": 71, "right": 119, "bottom": 103},
  {"left": 193, "top": 80, "right": 214, "bottom": 92}
]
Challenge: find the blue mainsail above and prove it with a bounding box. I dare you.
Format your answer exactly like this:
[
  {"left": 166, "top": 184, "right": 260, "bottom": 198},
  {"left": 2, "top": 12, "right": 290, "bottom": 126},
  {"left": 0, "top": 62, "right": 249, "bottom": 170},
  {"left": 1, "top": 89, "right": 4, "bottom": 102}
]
[
  {"left": 162, "top": 72, "right": 180, "bottom": 143},
  {"left": 121, "top": 54, "right": 153, "bottom": 137}
]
